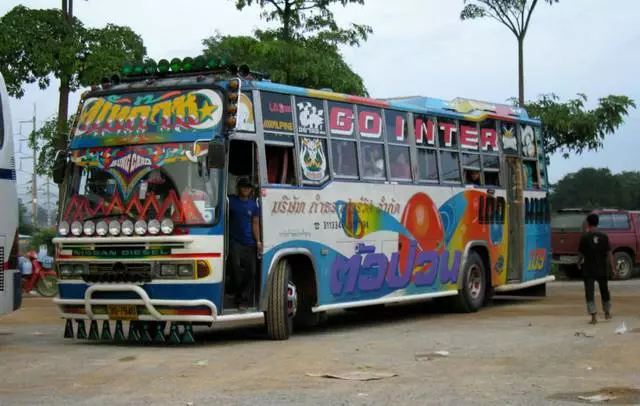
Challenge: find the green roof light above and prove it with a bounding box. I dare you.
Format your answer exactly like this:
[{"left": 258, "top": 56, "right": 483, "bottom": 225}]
[
  {"left": 170, "top": 58, "right": 181, "bottom": 72},
  {"left": 194, "top": 55, "right": 206, "bottom": 70},
  {"left": 132, "top": 64, "right": 144, "bottom": 75},
  {"left": 182, "top": 57, "right": 194, "bottom": 72},
  {"left": 120, "top": 63, "right": 133, "bottom": 76},
  {"left": 157, "top": 59, "right": 170, "bottom": 74},
  {"left": 143, "top": 59, "right": 157, "bottom": 75}
]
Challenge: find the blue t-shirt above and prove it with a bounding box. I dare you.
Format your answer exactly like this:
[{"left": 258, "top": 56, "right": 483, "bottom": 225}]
[{"left": 229, "top": 196, "right": 260, "bottom": 245}]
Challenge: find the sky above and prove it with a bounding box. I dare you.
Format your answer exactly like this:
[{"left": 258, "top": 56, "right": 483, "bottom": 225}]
[{"left": 2, "top": 0, "right": 640, "bottom": 207}]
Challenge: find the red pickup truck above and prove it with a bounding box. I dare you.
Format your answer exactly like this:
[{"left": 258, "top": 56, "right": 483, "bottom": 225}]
[{"left": 551, "top": 208, "right": 638, "bottom": 280}]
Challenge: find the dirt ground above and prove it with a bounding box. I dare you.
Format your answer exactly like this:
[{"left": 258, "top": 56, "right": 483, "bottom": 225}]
[{"left": 1, "top": 281, "right": 639, "bottom": 406}]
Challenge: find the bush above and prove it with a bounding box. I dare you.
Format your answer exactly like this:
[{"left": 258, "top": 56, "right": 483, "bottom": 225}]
[{"left": 27, "top": 228, "right": 56, "bottom": 255}]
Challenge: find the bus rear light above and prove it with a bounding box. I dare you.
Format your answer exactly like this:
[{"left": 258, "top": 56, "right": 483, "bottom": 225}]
[
  {"left": 196, "top": 260, "right": 210, "bottom": 279},
  {"left": 225, "top": 117, "right": 237, "bottom": 127}
]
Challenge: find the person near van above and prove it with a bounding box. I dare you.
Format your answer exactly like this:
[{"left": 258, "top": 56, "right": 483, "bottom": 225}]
[
  {"left": 577, "top": 213, "right": 616, "bottom": 324},
  {"left": 228, "top": 177, "right": 262, "bottom": 312}
]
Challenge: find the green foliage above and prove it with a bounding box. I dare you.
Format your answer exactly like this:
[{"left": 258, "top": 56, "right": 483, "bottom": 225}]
[
  {"left": 27, "top": 228, "right": 56, "bottom": 255},
  {"left": 18, "top": 199, "right": 36, "bottom": 235},
  {"left": 232, "top": 0, "right": 372, "bottom": 45},
  {"left": 0, "top": 5, "right": 146, "bottom": 98},
  {"left": 202, "top": 33, "right": 367, "bottom": 95},
  {"left": 550, "top": 168, "right": 640, "bottom": 210},
  {"left": 523, "top": 94, "right": 636, "bottom": 158},
  {"left": 28, "top": 114, "right": 76, "bottom": 177},
  {"left": 460, "top": 0, "right": 558, "bottom": 39}
]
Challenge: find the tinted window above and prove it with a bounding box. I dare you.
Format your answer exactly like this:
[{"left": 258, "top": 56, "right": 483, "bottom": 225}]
[
  {"left": 551, "top": 213, "right": 586, "bottom": 231},
  {"left": 440, "top": 151, "right": 460, "bottom": 182},
  {"left": 600, "top": 213, "right": 630, "bottom": 229},
  {"left": 418, "top": 149, "right": 438, "bottom": 181},
  {"left": 328, "top": 101, "right": 355, "bottom": 138},
  {"left": 361, "top": 142, "right": 386, "bottom": 179},
  {"left": 331, "top": 140, "right": 358, "bottom": 178},
  {"left": 389, "top": 145, "right": 411, "bottom": 180},
  {"left": 461, "top": 153, "right": 480, "bottom": 168}
]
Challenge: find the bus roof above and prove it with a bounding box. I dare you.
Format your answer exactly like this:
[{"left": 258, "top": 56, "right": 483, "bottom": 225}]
[{"left": 250, "top": 81, "right": 539, "bottom": 124}]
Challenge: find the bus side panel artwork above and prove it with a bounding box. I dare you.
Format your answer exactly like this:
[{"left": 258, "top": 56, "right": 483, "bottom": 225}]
[
  {"left": 260, "top": 185, "right": 512, "bottom": 306},
  {"left": 523, "top": 193, "right": 551, "bottom": 282}
]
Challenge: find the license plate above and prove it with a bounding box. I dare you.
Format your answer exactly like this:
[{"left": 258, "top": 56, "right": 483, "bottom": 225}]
[
  {"left": 559, "top": 256, "right": 577, "bottom": 263},
  {"left": 107, "top": 304, "right": 138, "bottom": 321}
]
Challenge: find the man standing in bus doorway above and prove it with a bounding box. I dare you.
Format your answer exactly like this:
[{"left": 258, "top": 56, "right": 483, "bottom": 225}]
[
  {"left": 228, "top": 177, "right": 262, "bottom": 312},
  {"left": 578, "top": 213, "right": 616, "bottom": 324}
]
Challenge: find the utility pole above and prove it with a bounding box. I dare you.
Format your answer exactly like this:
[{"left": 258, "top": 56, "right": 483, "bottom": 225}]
[{"left": 19, "top": 104, "right": 37, "bottom": 226}]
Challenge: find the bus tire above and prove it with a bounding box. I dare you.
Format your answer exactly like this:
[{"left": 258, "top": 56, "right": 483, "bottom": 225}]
[
  {"left": 265, "top": 260, "right": 295, "bottom": 340},
  {"left": 454, "top": 252, "right": 486, "bottom": 313}
]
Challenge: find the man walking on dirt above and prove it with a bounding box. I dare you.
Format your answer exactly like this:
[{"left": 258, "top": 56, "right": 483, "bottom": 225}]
[{"left": 578, "top": 213, "right": 616, "bottom": 324}]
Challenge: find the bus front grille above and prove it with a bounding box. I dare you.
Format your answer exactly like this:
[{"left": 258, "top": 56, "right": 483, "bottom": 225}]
[{"left": 83, "top": 262, "right": 153, "bottom": 284}]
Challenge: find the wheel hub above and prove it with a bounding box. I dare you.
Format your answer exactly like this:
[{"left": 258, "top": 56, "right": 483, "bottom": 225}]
[
  {"left": 468, "top": 265, "right": 483, "bottom": 300},
  {"left": 287, "top": 282, "right": 297, "bottom": 317}
]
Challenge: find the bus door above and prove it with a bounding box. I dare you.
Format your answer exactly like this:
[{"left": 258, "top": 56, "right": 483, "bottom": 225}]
[
  {"left": 224, "top": 138, "right": 261, "bottom": 311},
  {"left": 505, "top": 156, "right": 525, "bottom": 282}
]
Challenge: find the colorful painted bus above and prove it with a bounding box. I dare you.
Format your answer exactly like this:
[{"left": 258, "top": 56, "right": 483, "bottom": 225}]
[
  {"left": 53, "top": 57, "right": 553, "bottom": 342},
  {"left": 0, "top": 72, "right": 21, "bottom": 316}
]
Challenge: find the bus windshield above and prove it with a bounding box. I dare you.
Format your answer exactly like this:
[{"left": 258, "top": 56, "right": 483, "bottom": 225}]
[{"left": 62, "top": 144, "right": 221, "bottom": 225}]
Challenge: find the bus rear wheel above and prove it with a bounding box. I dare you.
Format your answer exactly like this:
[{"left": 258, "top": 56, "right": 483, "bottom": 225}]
[
  {"left": 265, "top": 260, "right": 296, "bottom": 340},
  {"left": 453, "top": 252, "right": 486, "bottom": 313}
]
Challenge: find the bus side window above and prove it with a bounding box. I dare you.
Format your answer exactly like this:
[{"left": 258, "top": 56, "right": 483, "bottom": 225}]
[
  {"left": 265, "top": 144, "right": 296, "bottom": 185},
  {"left": 331, "top": 140, "right": 359, "bottom": 178}
]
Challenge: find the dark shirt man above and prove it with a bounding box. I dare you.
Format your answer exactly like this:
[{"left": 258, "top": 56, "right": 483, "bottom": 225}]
[
  {"left": 228, "top": 178, "right": 262, "bottom": 311},
  {"left": 578, "top": 213, "right": 616, "bottom": 324}
]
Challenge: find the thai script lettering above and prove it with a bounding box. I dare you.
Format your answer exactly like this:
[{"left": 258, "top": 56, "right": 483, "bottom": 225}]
[{"left": 330, "top": 242, "right": 461, "bottom": 295}]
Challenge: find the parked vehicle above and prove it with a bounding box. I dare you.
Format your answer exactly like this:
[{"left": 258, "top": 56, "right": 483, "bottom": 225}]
[
  {"left": 551, "top": 208, "right": 638, "bottom": 280},
  {"left": 19, "top": 251, "right": 58, "bottom": 297}
]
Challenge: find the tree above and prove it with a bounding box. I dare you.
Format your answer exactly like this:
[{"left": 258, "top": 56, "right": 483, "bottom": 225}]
[
  {"left": 28, "top": 114, "right": 76, "bottom": 178},
  {"left": 18, "top": 199, "right": 36, "bottom": 235},
  {"left": 232, "top": 0, "right": 372, "bottom": 45},
  {"left": 203, "top": 33, "right": 367, "bottom": 95},
  {"left": 0, "top": 5, "right": 145, "bottom": 166},
  {"left": 523, "top": 93, "right": 636, "bottom": 158},
  {"left": 550, "top": 168, "right": 640, "bottom": 210},
  {"left": 460, "top": 0, "right": 557, "bottom": 107}
]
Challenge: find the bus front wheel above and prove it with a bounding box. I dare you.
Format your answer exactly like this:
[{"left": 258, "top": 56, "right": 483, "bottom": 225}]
[
  {"left": 453, "top": 252, "right": 486, "bottom": 313},
  {"left": 265, "top": 260, "right": 296, "bottom": 340}
]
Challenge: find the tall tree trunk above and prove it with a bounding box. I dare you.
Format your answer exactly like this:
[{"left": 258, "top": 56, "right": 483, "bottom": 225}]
[
  {"left": 56, "top": 0, "right": 73, "bottom": 219},
  {"left": 518, "top": 36, "right": 525, "bottom": 108},
  {"left": 56, "top": 78, "right": 70, "bottom": 212}
]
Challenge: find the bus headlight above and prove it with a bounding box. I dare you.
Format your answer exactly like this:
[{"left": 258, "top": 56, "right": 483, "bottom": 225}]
[
  {"left": 134, "top": 220, "right": 147, "bottom": 235},
  {"left": 58, "top": 221, "right": 70, "bottom": 236},
  {"left": 83, "top": 220, "right": 96, "bottom": 236},
  {"left": 59, "top": 263, "right": 73, "bottom": 278},
  {"left": 161, "top": 218, "right": 174, "bottom": 234},
  {"left": 108, "top": 220, "right": 121, "bottom": 236},
  {"left": 160, "top": 264, "right": 177, "bottom": 277},
  {"left": 148, "top": 219, "right": 161, "bottom": 235},
  {"left": 96, "top": 221, "right": 108, "bottom": 236},
  {"left": 72, "top": 264, "right": 85, "bottom": 276},
  {"left": 71, "top": 221, "right": 83, "bottom": 236},
  {"left": 178, "top": 264, "right": 193, "bottom": 277},
  {"left": 121, "top": 220, "right": 134, "bottom": 236}
]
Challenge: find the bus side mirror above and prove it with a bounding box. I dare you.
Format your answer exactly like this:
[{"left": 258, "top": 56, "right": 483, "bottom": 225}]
[
  {"left": 52, "top": 151, "right": 67, "bottom": 185},
  {"left": 207, "top": 140, "right": 225, "bottom": 169}
]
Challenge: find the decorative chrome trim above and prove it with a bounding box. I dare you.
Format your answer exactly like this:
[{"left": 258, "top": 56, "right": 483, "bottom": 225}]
[
  {"left": 312, "top": 290, "right": 458, "bottom": 312},
  {"left": 494, "top": 275, "right": 555, "bottom": 292}
]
